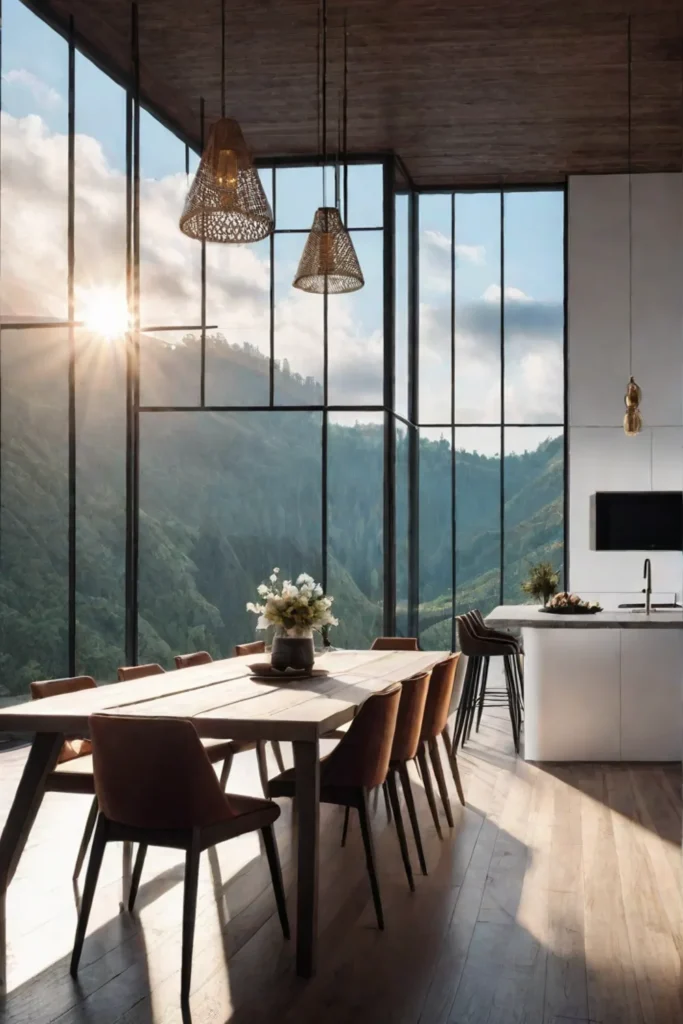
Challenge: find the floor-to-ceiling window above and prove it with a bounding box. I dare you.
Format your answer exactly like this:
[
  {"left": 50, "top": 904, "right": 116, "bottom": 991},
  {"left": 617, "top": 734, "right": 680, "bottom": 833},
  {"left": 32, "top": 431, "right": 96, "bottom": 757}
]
[{"left": 416, "top": 189, "right": 566, "bottom": 649}]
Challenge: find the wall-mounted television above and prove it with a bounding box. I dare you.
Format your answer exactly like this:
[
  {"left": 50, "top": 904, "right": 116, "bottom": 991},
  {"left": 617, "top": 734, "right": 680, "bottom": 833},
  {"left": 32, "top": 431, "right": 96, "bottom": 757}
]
[{"left": 592, "top": 491, "right": 683, "bottom": 551}]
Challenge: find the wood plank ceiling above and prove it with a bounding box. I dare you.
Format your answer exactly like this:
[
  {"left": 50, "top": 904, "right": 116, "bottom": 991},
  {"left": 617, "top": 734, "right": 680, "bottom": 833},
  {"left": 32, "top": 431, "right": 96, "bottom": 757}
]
[{"left": 33, "top": 0, "right": 683, "bottom": 186}]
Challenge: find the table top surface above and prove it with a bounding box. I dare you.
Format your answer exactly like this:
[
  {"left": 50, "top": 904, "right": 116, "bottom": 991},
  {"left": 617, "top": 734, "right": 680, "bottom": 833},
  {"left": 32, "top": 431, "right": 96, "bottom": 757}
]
[
  {"left": 0, "top": 650, "right": 451, "bottom": 742},
  {"left": 487, "top": 604, "right": 683, "bottom": 630}
]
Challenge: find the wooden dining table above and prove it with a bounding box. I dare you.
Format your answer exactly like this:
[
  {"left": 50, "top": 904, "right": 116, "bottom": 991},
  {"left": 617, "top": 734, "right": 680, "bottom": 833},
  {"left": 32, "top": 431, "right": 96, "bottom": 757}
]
[{"left": 0, "top": 647, "right": 448, "bottom": 988}]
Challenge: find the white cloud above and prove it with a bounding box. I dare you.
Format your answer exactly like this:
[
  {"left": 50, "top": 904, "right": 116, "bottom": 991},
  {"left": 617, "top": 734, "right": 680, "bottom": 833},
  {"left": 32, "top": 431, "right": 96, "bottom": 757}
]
[
  {"left": 2, "top": 69, "right": 63, "bottom": 110},
  {"left": 482, "top": 283, "right": 531, "bottom": 303}
]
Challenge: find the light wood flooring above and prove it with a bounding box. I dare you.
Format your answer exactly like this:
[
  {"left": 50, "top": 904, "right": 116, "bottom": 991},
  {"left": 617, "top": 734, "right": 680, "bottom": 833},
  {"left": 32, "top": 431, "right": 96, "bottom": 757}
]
[{"left": 0, "top": 705, "right": 681, "bottom": 1024}]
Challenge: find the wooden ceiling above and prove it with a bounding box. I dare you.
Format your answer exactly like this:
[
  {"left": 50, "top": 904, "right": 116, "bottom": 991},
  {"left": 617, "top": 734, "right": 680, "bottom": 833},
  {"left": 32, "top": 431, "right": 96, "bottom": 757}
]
[{"left": 33, "top": 0, "right": 683, "bottom": 186}]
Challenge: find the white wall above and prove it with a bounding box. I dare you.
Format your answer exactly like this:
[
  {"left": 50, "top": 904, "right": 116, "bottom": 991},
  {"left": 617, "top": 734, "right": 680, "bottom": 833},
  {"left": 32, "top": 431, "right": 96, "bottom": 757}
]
[{"left": 568, "top": 173, "right": 683, "bottom": 605}]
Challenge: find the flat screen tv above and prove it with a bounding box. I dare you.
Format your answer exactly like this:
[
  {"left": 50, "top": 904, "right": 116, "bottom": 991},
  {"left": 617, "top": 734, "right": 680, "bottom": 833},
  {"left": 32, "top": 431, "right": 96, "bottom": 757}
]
[{"left": 593, "top": 491, "right": 683, "bottom": 551}]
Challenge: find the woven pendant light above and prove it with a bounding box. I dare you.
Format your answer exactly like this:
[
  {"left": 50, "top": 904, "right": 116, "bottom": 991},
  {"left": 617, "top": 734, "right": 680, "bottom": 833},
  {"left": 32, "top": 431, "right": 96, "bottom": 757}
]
[
  {"left": 179, "top": 1, "right": 273, "bottom": 244},
  {"left": 622, "top": 17, "right": 642, "bottom": 436},
  {"left": 293, "top": 0, "right": 363, "bottom": 293}
]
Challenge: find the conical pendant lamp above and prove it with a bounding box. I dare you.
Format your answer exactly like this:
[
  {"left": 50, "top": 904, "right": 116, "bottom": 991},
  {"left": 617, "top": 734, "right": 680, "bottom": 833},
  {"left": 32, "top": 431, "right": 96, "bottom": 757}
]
[
  {"left": 293, "top": 0, "right": 363, "bottom": 293},
  {"left": 179, "top": 0, "right": 273, "bottom": 244},
  {"left": 622, "top": 16, "right": 642, "bottom": 436}
]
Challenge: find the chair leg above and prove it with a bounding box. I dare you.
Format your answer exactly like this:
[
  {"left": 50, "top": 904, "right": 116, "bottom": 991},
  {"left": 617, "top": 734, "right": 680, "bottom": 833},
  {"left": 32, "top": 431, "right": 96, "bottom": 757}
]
[
  {"left": 256, "top": 741, "right": 269, "bottom": 796},
  {"left": 341, "top": 806, "right": 351, "bottom": 847},
  {"left": 441, "top": 727, "right": 466, "bottom": 806},
  {"left": 128, "top": 844, "right": 148, "bottom": 912},
  {"left": 271, "top": 741, "right": 286, "bottom": 775},
  {"left": 357, "top": 789, "right": 384, "bottom": 930},
  {"left": 261, "top": 825, "right": 290, "bottom": 939},
  {"left": 73, "top": 797, "right": 98, "bottom": 881},
  {"left": 503, "top": 656, "right": 521, "bottom": 754},
  {"left": 428, "top": 737, "right": 454, "bottom": 828},
  {"left": 180, "top": 832, "right": 201, "bottom": 1009},
  {"left": 385, "top": 772, "right": 414, "bottom": 892},
  {"left": 382, "top": 780, "right": 392, "bottom": 823},
  {"left": 218, "top": 750, "right": 234, "bottom": 791},
  {"left": 465, "top": 657, "right": 484, "bottom": 742},
  {"left": 475, "top": 657, "right": 490, "bottom": 732},
  {"left": 453, "top": 656, "right": 477, "bottom": 750},
  {"left": 416, "top": 744, "right": 442, "bottom": 840},
  {"left": 396, "top": 762, "right": 428, "bottom": 876},
  {"left": 70, "top": 814, "right": 109, "bottom": 976}
]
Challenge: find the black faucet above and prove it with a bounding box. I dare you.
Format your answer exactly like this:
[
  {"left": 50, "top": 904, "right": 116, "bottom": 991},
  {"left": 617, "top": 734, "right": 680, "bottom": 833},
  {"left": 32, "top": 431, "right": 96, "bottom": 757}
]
[{"left": 643, "top": 558, "right": 652, "bottom": 615}]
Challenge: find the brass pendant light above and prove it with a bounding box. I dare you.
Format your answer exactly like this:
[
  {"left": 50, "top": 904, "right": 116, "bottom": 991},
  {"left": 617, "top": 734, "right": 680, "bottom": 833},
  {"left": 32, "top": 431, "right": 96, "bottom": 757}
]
[
  {"left": 179, "top": 0, "right": 273, "bottom": 244},
  {"left": 293, "top": 1, "right": 364, "bottom": 294},
  {"left": 623, "top": 16, "right": 642, "bottom": 436}
]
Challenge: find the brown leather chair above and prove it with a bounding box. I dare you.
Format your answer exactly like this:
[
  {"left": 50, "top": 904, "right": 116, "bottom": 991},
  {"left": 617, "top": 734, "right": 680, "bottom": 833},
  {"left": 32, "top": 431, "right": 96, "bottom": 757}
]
[
  {"left": 30, "top": 675, "right": 98, "bottom": 880},
  {"left": 232, "top": 641, "right": 286, "bottom": 774},
  {"left": 417, "top": 655, "right": 465, "bottom": 838},
  {"left": 70, "top": 714, "right": 289, "bottom": 1010},
  {"left": 117, "top": 662, "right": 254, "bottom": 791},
  {"left": 269, "top": 685, "right": 401, "bottom": 929},
  {"left": 371, "top": 637, "right": 420, "bottom": 651},
  {"left": 174, "top": 651, "right": 213, "bottom": 670},
  {"left": 455, "top": 615, "right": 522, "bottom": 754}
]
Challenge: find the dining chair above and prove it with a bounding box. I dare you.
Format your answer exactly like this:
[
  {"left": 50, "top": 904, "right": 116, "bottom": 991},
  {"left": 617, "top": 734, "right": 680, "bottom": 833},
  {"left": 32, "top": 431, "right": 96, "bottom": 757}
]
[
  {"left": 268, "top": 684, "right": 401, "bottom": 929},
  {"left": 233, "top": 641, "right": 286, "bottom": 774},
  {"left": 417, "top": 654, "right": 464, "bottom": 838},
  {"left": 371, "top": 637, "right": 420, "bottom": 651},
  {"left": 117, "top": 662, "right": 261, "bottom": 791},
  {"left": 30, "top": 675, "right": 98, "bottom": 880},
  {"left": 341, "top": 670, "right": 432, "bottom": 885},
  {"left": 454, "top": 615, "right": 522, "bottom": 754},
  {"left": 70, "top": 714, "right": 289, "bottom": 1010},
  {"left": 175, "top": 650, "right": 213, "bottom": 669}
]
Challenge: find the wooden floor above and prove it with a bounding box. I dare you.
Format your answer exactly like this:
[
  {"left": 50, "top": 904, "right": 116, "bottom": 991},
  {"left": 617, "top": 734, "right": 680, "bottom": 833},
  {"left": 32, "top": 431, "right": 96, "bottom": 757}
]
[{"left": 0, "top": 705, "right": 681, "bottom": 1024}]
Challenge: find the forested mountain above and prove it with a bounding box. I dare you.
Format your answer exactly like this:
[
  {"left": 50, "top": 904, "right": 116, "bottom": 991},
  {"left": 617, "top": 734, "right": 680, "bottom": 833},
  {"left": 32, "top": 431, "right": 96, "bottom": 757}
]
[{"left": 0, "top": 329, "right": 562, "bottom": 697}]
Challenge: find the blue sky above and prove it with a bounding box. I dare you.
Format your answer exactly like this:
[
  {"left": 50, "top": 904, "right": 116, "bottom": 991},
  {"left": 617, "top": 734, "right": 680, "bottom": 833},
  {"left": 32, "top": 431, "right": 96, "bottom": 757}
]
[{"left": 1, "top": 0, "right": 564, "bottom": 452}]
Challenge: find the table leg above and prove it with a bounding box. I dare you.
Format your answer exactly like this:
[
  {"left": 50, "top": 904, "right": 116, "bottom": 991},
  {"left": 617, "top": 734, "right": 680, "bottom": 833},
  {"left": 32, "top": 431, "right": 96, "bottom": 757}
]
[
  {"left": 292, "top": 737, "right": 320, "bottom": 978},
  {"left": 0, "top": 731, "right": 63, "bottom": 990}
]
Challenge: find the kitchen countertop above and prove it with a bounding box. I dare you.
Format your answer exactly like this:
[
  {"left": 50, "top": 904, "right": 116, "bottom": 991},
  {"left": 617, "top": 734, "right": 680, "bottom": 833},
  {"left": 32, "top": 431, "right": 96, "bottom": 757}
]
[{"left": 486, "top": 605, "right": 683, "bottom": 629}]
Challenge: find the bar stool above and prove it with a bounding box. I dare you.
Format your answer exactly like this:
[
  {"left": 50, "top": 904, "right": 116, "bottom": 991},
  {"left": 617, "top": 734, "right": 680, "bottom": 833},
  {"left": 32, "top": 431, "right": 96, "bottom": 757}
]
[{"left": 454, "top": 614, "right": 523, "bottom": 754}]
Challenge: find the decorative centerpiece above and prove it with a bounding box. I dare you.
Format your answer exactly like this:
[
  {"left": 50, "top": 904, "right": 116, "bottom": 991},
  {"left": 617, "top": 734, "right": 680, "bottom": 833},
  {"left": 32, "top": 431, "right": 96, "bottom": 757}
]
[
  {"left": 540, "top": 592, "right": 602, "bottom": 615},
  {"left": 246, "top": 568, "right": 338, "bottom": 672},
  {"left": 521, "top": 561, "right": 560, "bottom": 606}
]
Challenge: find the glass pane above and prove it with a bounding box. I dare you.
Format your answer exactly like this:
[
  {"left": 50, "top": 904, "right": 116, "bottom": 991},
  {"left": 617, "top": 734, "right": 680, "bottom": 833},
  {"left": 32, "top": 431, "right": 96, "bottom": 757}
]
[
  {"left": 328, "top": 412, "right": 383, "bottom": 647},
  {"left": 395, "top": 419, "right": 410, "bottom": 638},
  {"left": 0, "top": 328, "right": 69, "bottom": 699},
  {"left": 455, "top": 428, "right": 501, "bottom": 623},
  {"left": 454, "top": 192, "right": 501, "bottom": 423},
  {"left": 418, "top": 427, "right": 452, "bottom": 649},
  {"left": 418, "top": 195, "right": 452, "bottom": 424},
  {"left": 503, "top": 427, "right": 564, "bottom": 603},
  {"left": 74, "top": 56, "right": 127, "bottom": 680},
  {"left": 139, "top": 109, "right": 201, "bottom": 333},
  {"left": 275, "top": 165, "right": 335, "bottom": 230},
  {"left": 395, "top": 193, "right": 409, "bottom": 419},
  {"left": 346, "top": 163, "right": 383, "bottom": 228},
  {"left": 205, "top": 237, "right": 271, "bottom": 406},
  {"left": 328, "top": 231, "right": 383, "bottom": 406},
  {"left": 140, "top": 329, "right": 201, "bottom": 407},
  {"left": 138, "top": 411, "right": 322, "bottom": 666},
  {"left": 1, "top": 0, "right": 69, "bottom": 318},
  {"left": 273, "top": 233, "right": 324, "bottom": 405},
  {"left": 503, "top": 191, "right": 564, "bottom": 424}
]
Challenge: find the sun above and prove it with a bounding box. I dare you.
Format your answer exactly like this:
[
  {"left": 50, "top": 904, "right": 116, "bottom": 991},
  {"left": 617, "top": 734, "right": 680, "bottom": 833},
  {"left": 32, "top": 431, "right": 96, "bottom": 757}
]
[{"left": 78, "top": 286, "right": 130, "bottom": 341}]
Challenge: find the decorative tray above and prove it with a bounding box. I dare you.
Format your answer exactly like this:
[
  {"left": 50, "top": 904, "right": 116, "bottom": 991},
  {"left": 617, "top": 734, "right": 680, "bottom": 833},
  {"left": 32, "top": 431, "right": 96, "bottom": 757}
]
[
  {"left": 249, "top": 663, "right": 330, "bottom": 682},
  {"left": 538, "top": 606, "right": 600, "bottom": 616}
]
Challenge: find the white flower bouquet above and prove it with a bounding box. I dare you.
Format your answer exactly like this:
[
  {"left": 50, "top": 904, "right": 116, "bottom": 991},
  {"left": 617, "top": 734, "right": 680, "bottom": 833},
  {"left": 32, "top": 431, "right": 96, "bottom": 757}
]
[{"left": 246, "top": 568, "right": 338, "bottom": 638}]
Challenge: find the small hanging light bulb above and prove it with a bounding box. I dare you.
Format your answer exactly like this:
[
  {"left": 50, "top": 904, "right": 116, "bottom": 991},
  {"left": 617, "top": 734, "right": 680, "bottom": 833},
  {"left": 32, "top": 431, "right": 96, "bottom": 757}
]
[{"left": 623, "top": 375, "right": 643, "bottom": 436}]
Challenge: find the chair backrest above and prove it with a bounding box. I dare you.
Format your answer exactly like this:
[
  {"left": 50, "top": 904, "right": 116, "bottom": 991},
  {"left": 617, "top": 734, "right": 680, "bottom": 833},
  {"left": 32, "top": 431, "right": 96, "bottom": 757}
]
[
  {"left": 458, "top": 614, "right": 515, "bottom": 656},
  {"left": 468, "top": 609, "right": 518, "bottom": 647},
  {"left": 322, "top": 684, "right": 401, "bottom": 789},
  {"left": 233, "top": 641, "right": 266, "bottom": 657},
  {"left": 421, "top": 655, "right": 460, "bottom": 740},
  {"left": 31, "top": 676, "right": 97, "bottom": 764},
  {"left": 390, "top": 671, "right": 431, "bottom": 763},
  {"left": 89, "top": 714, "right": 235, "bottom": 830},
  {"left": 117, "top": 663, "right": 166, "bottom": 682},
  {"left": 371, "top": 637, "right": 419, "bottom": 651},
  {"left": 175, "top": 651, "right": 213, "bottom": 670}
]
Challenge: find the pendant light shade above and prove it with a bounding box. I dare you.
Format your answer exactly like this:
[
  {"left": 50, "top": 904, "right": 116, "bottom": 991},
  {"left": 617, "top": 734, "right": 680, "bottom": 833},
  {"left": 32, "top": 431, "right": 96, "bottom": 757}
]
[
  {"left": 293, "top": 207, "right": 364, "bottom": 294},
  {"left": 624, "top": 375, "right": 643, "bottom": 436},
  {"left": 179, "top": 117, "right": 273, "bottom": 243}
]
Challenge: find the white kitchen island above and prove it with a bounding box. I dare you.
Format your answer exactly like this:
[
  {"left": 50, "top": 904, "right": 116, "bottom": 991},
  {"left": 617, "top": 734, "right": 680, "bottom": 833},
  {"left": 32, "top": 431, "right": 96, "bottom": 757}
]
[{"left": 486, "top": 605, "right": 683, "bottom": 762}]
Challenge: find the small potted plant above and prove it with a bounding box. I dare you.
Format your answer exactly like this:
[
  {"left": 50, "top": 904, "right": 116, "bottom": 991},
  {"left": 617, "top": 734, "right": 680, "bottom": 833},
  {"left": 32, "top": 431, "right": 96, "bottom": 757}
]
[
  {"left": 246, "top": 568, "right": 338, "bottom": 672},
  {"left": 521, "top": 561, "right": 560, "bottom": 607}
]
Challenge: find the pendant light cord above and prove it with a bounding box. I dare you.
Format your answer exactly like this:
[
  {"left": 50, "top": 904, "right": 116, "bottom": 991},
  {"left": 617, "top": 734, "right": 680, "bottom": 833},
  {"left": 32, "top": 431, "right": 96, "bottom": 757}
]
[
  {"left": 627, "top": 15, "right": 633, "bottom": 377},
  {"left": 221, "top": 0, "right": 226, "bottom": 118},
  {"left": 321, "top": 0, "right": 327, "bottom": 206},
  {"left": 343, "top": 12, "right": 348, "bottom": 220}
]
